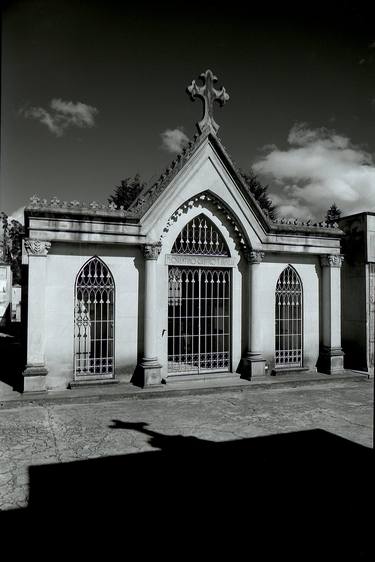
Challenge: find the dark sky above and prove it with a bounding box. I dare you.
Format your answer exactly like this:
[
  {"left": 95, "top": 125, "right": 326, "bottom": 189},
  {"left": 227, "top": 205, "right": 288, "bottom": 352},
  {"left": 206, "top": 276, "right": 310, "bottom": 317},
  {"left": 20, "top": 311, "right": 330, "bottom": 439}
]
[{"left": 1, "top": 1, "right": 374, "bottom": 219}]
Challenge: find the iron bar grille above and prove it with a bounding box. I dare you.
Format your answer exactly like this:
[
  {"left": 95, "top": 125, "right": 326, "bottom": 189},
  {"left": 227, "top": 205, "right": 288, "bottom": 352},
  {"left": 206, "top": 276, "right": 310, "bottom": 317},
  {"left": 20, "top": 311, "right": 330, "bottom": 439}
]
[
  {"left": 275, "top": 265, "right": 303, "bottom": 367},
  {"left": 168, "top": 267, "right": 231, "bottom": 374},
  {"left": 172, "top": 214, "right": 229, "bottom": 256},
  {"left": 74, "top": 257, "right": 115, "bottom": 378}
]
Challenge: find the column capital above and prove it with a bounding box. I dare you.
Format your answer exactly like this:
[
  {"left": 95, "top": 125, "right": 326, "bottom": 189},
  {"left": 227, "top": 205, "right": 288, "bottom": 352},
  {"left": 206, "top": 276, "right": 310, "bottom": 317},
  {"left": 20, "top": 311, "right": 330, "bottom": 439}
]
[
  {"left": 24, "top": 239, "right": 51, "bottom": 256},
  {"left": 143, "top": 242, "right": 162, "bottom": 260},
  {"left": 244, "top": 249, "right": 265, "bottom": 264},
  {"left": 320, "top": 254, "right": 344, "bottom": 268}
]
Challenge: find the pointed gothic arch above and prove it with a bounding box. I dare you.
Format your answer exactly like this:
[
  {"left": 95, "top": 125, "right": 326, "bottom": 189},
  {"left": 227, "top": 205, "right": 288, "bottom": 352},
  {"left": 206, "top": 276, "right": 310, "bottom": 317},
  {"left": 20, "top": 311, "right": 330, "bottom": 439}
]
[
  {"left": 74, "top": 256, "right": 115, "bottom": 379},
  {"left": 168, "top": 215, "right": 231, "bottom": 375},
  {"left": 171, "top": 213, "right": 230, "bottom": 256},
  {"left": 275, "top": 265, "right": 303, "bottom": 368},
  {"left": 160, "top": 191, "right": 253, "bottom": 258}
]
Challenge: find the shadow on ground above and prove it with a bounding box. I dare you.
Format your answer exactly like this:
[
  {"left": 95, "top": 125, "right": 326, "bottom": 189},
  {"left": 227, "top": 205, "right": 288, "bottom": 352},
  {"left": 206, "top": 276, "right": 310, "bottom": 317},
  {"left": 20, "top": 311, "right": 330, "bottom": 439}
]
[{"left": 1, "top": 426, "right": 373, "bottom": 557}]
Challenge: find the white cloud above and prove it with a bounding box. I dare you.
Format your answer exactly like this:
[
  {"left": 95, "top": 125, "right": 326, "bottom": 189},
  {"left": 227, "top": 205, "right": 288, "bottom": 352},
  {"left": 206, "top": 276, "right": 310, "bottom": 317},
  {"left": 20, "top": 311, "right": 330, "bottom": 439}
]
[
  {"left": 253, "top": 123, "right": 375, "bottom": 220},
  {"left": 20, "top": 99, "right": 98, "bottom": 136},
  {"left": 160, "top": 128, "right": 189, "bottom": 153},
  {"left": 9, "top": 207, "right": 25, "bottom": 225}
]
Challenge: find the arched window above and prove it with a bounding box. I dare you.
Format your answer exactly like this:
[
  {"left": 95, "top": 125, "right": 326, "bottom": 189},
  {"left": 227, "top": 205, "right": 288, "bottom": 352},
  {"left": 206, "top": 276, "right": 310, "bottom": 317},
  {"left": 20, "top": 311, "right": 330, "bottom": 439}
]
[
  {"left": 74, "top": 257, "right": 115, "bottom": 379},
  {"left": 172, "top": 214, "right": 229, "bottom": 256},
  {"left": 275, "top": 265, "right": 303, "bottom": 368}
]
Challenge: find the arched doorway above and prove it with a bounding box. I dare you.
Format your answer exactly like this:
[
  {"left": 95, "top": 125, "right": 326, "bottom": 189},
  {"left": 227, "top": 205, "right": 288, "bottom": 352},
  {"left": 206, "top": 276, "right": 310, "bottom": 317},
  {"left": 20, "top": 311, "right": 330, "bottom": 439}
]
[
  {"left": 74, "top": 256, "right": 115, "bottom": 379},
  {"left": 275, "top": 265, "right": 303, "bottom": 368},
  {"left": 167, "top": 214, "right": 232, "bottom": 375}
]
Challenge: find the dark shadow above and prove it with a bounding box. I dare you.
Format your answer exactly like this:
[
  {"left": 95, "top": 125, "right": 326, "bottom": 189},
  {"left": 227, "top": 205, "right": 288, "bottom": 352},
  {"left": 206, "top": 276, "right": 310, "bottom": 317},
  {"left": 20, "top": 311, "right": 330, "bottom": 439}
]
[
  {"left": 0, "top": 321, "right": 24, "bottom": 392},
  {"left": 1, "top": 427, "right": 373, "bottom": 557}
]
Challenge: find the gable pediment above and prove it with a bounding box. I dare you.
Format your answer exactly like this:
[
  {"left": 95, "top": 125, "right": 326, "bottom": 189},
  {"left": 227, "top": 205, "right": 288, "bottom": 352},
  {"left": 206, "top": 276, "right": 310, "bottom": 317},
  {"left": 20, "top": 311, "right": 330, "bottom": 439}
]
[{"left": 130, "top": 132, "right": 270, "bottom": 247}]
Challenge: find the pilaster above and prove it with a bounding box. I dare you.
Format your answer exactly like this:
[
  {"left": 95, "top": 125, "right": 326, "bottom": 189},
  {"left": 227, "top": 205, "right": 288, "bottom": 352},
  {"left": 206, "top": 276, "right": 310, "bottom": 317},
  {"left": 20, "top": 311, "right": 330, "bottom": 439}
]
[
  {"left": 138, "top": 242, "right": 162, "bottom": 387},
  {"left": 317, "top": 254, "right": 345, "bottom": 374},
  {"left": 23, "top": 239, "right": 51, "bottom": 392},
  {"left": 241, "top": 249, "right": 267, "bottom": 379}
]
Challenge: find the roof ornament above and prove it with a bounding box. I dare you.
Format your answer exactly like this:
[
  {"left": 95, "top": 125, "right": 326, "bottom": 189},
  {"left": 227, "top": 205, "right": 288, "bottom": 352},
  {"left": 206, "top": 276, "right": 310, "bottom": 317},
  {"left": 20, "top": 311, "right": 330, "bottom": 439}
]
[{"left": 187, "top": 69, "right": 229, "bottom": 135}]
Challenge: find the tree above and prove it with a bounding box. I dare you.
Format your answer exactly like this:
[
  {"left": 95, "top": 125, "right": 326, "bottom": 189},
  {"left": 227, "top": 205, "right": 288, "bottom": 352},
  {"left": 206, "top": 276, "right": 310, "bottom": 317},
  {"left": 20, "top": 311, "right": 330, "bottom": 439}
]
[
  {"left": 0, "top": 212, "right": 24, "bottom": 284},
  {"left": 240, "top": 170, "right": 277, "bottom": 220},
  {"left": 108, "top": 174, "right": 146, "bottom": 210},
  {"left": 325, "top": 202, "right": 342, "bottom": 224}
]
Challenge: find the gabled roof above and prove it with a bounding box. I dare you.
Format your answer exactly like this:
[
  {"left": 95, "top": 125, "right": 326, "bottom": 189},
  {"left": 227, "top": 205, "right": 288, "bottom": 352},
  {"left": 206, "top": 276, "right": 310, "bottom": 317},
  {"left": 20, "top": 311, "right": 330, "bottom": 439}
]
[
  {"left": 127, "top": 130, "right": 269, "bottom": 226},
  {"left": 127, "top": 129, "right": 343, "bottom": 237}
]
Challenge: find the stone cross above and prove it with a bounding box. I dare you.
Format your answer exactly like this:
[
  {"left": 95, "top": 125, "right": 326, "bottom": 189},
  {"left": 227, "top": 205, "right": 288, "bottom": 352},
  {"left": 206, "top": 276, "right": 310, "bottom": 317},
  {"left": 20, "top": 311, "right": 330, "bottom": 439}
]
[{"left": 187, "top": 69, "right": 229, "bottom": 134}]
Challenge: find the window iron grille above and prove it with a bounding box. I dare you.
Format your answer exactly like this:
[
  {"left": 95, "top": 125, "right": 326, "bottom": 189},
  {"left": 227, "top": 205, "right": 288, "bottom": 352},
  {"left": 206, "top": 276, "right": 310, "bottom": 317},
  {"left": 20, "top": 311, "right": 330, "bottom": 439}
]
[
  {"left": 74, "top": 257, "right": 115, "bottom": 378},
  {"left": 168, "top": 267, "right": 231, "bottom": 374},
  {"left": 172, "top": 214, "right": 229, "bottom": 256},
  {"left": 275, "top": 265, "right": 303, "bottom": 368}
]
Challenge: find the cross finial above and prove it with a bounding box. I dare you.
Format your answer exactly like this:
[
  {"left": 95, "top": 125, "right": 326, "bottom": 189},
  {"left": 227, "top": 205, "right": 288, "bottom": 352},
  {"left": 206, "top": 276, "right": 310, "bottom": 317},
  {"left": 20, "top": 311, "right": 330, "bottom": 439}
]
[{"left": 187, "top": 69, "right": 229, "bottom": 135}]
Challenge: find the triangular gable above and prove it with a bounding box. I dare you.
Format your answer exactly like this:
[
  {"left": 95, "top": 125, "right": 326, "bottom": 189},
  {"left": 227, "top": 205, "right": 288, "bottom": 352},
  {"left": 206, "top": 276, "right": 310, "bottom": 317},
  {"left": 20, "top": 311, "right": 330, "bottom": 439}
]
[
  {"left": 127, "top": 130, "right": 269, "bottom": 229},
  {"left": 127, "top": 129, "right": 344, "bottom": 240}
]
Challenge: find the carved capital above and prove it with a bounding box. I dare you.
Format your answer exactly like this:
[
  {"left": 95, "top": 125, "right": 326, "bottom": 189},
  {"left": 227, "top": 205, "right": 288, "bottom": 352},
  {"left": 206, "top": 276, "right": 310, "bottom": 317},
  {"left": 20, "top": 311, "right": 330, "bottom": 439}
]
[
  {"left": 24, "top": 239, "right": 51, "bottom": 256},
  {"left": 244, "top": 250, "right": 265, "bottom": 264},
  {"left": 320, "top": 254, "right": 344, "bottom": 268},
  {"left": 143, "top": 242, "right": 162, "bottom": 260}
]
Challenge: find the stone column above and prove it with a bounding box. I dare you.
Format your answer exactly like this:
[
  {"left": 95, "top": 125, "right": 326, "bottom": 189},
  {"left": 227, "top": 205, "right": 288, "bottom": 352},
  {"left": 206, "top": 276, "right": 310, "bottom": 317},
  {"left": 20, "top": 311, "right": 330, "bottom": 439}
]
[
  {"left": 139, "top": 242, "right": 162, "bottom": 387},
  {"left": 242, "top": 250, "right": 267, "bottom": 379},
  {"left": 318, "top": 254, "right": 345, "bottom": 373},
  {"left": 23, "top": 239, "right": 51, "bottom": 392}
]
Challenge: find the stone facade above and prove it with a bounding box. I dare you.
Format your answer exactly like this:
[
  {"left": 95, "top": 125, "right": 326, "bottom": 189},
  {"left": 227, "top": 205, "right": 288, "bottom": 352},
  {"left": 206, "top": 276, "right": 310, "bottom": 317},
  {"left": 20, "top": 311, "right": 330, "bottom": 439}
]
[{"left": 19, "top": 70, "right": 347, "bottom": 392}]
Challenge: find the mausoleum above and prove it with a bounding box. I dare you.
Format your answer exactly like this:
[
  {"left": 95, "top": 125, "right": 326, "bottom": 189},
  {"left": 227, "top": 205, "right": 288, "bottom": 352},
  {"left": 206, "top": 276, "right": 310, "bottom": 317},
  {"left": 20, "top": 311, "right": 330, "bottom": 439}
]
[{"left": 21, "top": 70, "right": 346, "bottom": 392}]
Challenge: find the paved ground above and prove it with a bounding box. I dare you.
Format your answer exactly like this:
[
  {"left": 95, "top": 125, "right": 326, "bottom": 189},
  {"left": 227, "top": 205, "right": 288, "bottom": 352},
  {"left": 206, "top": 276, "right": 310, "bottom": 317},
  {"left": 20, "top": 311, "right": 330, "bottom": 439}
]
[{"left": 0, "top": 377, "right": 372, "bottom": 512}]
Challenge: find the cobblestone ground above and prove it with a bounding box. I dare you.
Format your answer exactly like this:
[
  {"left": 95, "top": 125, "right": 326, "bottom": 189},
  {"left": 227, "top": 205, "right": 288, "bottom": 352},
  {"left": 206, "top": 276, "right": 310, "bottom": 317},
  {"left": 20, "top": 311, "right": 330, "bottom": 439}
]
[{"left": 0, "top": 379, "right": 373, "bottom": 511}]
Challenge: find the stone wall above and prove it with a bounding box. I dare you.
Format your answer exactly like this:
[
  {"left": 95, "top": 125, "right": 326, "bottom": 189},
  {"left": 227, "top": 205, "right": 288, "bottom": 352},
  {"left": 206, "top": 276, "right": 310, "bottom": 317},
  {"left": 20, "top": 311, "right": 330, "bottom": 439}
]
[{"left": 43, "top": 243, "right": 143, "bottom": 389}]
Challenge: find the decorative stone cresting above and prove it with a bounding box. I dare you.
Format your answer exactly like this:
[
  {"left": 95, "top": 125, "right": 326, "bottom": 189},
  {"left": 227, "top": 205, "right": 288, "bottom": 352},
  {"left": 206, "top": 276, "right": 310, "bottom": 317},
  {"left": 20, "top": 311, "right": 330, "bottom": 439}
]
[
  {"left": 160, "top": 192, "right": 250, "bottom": 255},
  {"left": 127, "top": 133, "right": 203, "bottom": 218},
  {"left": 27, "top": 194, "right": 128, "bottom": 216},
  {"left": 24, "top": 239, "right": 51, "bottom": 256},
  {"left": 143, "top": 242, "right": 162, "bottom": 260},
  {"left": 320, "top": 255, "right": 344, "bottom": 268},
  {"left": 272, "top": 217, "right": 339, "bottom": 229}
]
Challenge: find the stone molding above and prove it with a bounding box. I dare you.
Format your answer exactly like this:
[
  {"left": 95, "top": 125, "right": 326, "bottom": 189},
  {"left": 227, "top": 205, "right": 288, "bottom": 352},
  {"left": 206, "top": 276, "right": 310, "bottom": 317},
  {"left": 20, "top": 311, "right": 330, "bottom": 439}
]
[
  {"left": 320, "top": 254, "right": 344, "bottom": 268},
  {"left": 24, "top": 239, "right": 51, "bottom": 256},
  {"left": 166, "top": 254, "right": 235, "bottom": 268},
  {"left": 143, "top": 242, "right": 162, "bottom": 260},
  {"left": 28, "top": 194, "right": 120, "bottom": 213},
  {"left": 244, "top": 250, "right": 265, "bottom": 264},
  {"left": 160, "top": 192, "right": 250, "bottom": 255}
]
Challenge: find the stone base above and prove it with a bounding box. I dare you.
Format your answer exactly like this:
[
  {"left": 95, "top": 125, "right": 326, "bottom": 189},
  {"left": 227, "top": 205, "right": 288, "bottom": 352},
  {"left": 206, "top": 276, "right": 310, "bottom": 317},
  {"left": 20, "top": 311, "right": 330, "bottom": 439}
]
[
  {"left": 22, "top": 364, "right": 48, "bottom": 392},
  {"left": 317, "top": 347, "right": 345, "bottom": 374},
  {"left": 69, "top": 378, "right": 119, "bottom": 389},
  {"left": 240, "top": 354, "right": 266, "bottom": 380},
  {"left": 138, "top": 359, "right": 162, "bottom": 387}
]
